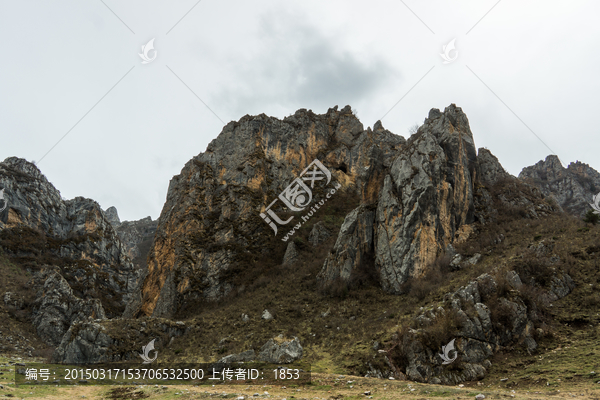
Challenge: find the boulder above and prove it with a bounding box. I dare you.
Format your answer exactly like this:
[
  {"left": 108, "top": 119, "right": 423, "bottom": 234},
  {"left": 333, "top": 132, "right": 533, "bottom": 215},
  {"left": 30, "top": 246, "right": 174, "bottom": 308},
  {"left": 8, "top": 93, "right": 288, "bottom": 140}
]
[
  {"left": 262, "top": 309, "right": 273, "bottom": 320},
  {"left": 282, "top": 242, "right": 299, "bottom": 266},
  {"left": 257, "top": 336, "right": 303, "bottom": 363},
  {"left": 218, "top": 350, "right": 256, "bottom": 363}
]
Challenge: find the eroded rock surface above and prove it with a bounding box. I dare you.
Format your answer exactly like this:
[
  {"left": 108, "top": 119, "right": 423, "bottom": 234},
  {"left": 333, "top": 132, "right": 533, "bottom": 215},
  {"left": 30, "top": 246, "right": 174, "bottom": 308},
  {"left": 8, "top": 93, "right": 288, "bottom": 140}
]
[
  {"left": 0, "top": 157, "right": 140, "bottom": 318},
  {"left": 131, "top": 106, "right": 404, "bottom": 318},
  {"left": 519, "top": 155, "right": 600, "bottom": 216},
  {"left": 399, "top": 269, "right": 573, "bottom": 384},
  {"left": 32, "top": 269, "right": 106, "bottom": 346}
]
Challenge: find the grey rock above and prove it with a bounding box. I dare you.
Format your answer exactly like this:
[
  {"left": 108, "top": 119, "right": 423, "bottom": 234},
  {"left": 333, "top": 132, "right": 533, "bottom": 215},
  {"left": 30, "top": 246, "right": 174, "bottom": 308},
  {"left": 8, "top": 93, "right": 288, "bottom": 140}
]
[
  {"left": 317, "top": 205, "right": 375, "bottom": 283},
  {"left": 3, "top": 292, "right": 22, "bottom": 309},
  {"left": 241, "top": 313, "right": 250, "bottom": 322},
  {"left": 519, "top": 155, "right": 600, "bottom": 216},
  {"left": 258, "top": 337, "right": 303, "bottom": 363},
  {"left": 282, "top": 242, "right": 299, "bottom": 266},
  {"left": 445, "top": 244, "right": 457, "bottom": 259},
  {"left": 132, "top": 106, "right": 404, "bottom": 318},
  {"left": 0, "top": 157, "right": 140, "bottom": 318},
  {"left": 450, "top": 254, "right": 463, "bottom": 270},
  {"left": 398, "top": 269, "right": 573, "bottom": 384},
  {"left": 53, "top": 318, "right": 186, "bottom": 364},
  {"left": 104, "top": 206, "right": 121, "bottom": 228},
  {"left": 505, "top": 270, "right": 523, "bottom": 290},
  {"left": 32, "top": 270, "right": 106, "bottom": 346},
  {"left": 52, "top": 321, "right": 113, "bottom": 364},
  {"left": 319, "top": 105, "right": 480, "bottom": 293},
  {"left": 262, "top": 309, "right": 273, "bottom": 320},
  {"left": 308, "top": 221, "right": 331, "bottom": 246},
  {"left": 114, "top": 216, "right": 158, "bottom": 269},
  {"left": 478, "top": 148, "right": 511, "bottom": 187},
  {"left": 218, "top": 350, "right": 256, "bottom": 363},
  {"left": 466, "top": 253, "right": 482, "bottom": 265}
]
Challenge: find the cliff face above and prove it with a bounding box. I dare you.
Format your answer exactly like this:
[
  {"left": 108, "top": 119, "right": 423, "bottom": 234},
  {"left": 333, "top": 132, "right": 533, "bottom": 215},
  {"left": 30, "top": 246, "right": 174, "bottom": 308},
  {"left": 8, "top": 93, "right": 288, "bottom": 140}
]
[
  {"left": 319, "top": 105, "right": 481, "bottom": 292},
  {"left": 317, "top": 106, "right": 558, "bottom": 293},
  {"left": 127, "top": 104, "right": 561, "bottom": 319},
  {"left": 128, "top": 106, "right": 405, "bottom": 318},
  {"left": 104, "top": 207, "right": 158, "bottom": 270},
  {"left": 0, "top": 157, "right": 139, "bottom": 344},
  {"left": 519, "top": 155, "right": 600, "bottom": 216}
]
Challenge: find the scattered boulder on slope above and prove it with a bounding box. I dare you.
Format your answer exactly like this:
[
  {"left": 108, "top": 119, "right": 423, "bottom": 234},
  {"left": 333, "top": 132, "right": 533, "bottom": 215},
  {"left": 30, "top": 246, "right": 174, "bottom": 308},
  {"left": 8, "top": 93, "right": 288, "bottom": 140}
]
[
  {"left": 282, "top": 242, "right": 299, "bottom": 266},
  {"left": 258, "top": 336, "right": 303, "bottom": 363}
]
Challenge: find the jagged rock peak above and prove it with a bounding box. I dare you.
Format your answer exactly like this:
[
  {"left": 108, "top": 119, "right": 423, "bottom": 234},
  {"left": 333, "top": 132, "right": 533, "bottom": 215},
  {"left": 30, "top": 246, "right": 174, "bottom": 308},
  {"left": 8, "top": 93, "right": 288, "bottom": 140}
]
[
  {"left": 519, "top": 155, "right": 564, "bottom": 181},
  {"left": 478, "top": 148, "right": 511, "bottom": 186},
  {"left": 104, "top": 206, "right": 121, "bottom": 227},
  {"left": 1, "top": 157, "right": 48, "bottom": 183},
  {"left": 318, "top": 104, "right": 479, "bottom": 293},
  {"left": 129, "top": 105, "right": 405, "bottom": 319},
  {"left": 519, "top": 155, "right": 600, "bottom": 216}
]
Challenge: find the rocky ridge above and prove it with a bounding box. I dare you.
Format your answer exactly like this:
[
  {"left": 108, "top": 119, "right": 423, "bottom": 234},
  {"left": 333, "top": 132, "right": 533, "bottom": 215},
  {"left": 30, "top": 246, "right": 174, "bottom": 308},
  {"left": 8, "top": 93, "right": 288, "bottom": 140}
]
[
  {"left": 104, "top": 206, "right": 158, "bottom": 270},
  {"left": 519, "top": 155, "right": 600, "bottom": 216},
  {"left": 0, "top": 157, "right": 139, "bottom": 345},
  {"left": 128, "top": 105, "right": 405, "bottom": 319},
  {"left": 317, "top": 105, "right": 557, "bottom": 293}
]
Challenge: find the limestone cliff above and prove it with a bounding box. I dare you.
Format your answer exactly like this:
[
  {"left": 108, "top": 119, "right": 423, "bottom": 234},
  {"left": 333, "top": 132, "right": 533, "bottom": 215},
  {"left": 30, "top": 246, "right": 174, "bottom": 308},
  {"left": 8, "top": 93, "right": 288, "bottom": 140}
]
[
  {"left": 128, "top": 106, "right": 404, "bottom": 318},
  {"left": 0, "top": 157, "right": 139, "bottom": 323},
  {"left": 104, "top": 206, "right": 158, "bottom": 270},
  {"left": 519, "top": 155, "right": 600, "bottom": 216},
  {"left": 318, "top": 105, "right": 557, "bottom": 293}
]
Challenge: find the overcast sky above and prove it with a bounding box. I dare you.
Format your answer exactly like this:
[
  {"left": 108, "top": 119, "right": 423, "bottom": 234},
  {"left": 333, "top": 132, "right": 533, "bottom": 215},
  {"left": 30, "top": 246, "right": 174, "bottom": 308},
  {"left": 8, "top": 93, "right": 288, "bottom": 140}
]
[{"left": 1, "top": 1, "right": 599, "bottom": 222}]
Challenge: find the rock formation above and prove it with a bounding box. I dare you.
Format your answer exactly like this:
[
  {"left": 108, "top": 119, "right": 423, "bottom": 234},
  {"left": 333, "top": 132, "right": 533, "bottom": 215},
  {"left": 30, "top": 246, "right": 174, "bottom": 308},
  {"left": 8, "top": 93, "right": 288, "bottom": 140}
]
[
  {"left": 0, "top": 157, "right": 139, "bottom": 345},
  {"left": 128, "top": 106, "right": 405, "bottom": 318},
  {"left": 105, "top": 208, "right": 158, "bottom": 270},
  {"left": 396, "top": 266, "right": 574, "bottom": 384},
  {"left": 519, "top": 155, "right": 600, "bottom": 216},
  {"left": 31, "top": 269, "right": 106, "bottom": 346},
  {"left": 318, "top": 105, "right": 559, "bottom": 293}
]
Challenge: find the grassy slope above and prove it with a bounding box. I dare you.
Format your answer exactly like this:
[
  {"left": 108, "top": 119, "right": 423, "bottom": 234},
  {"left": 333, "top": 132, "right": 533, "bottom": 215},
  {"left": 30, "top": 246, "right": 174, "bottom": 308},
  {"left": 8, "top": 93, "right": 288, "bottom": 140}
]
[{"left": 1, "top": 191, "right": 600, "bottom": 398}]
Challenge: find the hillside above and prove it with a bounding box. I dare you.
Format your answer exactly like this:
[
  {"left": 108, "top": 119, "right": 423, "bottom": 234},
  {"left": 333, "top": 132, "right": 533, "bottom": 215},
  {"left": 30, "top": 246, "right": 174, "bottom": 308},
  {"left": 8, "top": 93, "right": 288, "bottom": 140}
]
[{"left": 0, "top": 105, "right": 599, "bottom": 399}]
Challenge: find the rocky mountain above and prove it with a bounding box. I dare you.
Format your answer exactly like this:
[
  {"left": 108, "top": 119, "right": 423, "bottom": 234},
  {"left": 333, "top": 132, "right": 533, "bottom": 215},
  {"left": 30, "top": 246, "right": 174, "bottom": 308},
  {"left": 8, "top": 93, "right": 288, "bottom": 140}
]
[
  {"left": 519, "top": 155, "right": 600, "bottom": 216},
  {"left": 317, "top": 106, "right": 555, "bottom": 293},
  {"left": 104, "top": 206, "right": 158, "bottom": 270},
  {"left": 125, "top": 105, "right": 405, "bottom": 319},
  {"left": 0, "top": 105, "right": 591, "bottom": 388},
  {"left": 0, "top": 157, "right": 139, "bottom": 345}
]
